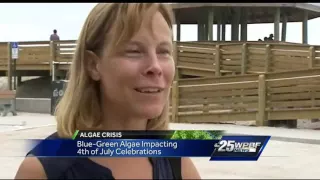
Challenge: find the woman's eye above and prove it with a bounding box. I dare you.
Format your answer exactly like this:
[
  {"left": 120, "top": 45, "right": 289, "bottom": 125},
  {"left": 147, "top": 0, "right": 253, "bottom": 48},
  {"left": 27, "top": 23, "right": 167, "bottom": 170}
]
[
  {"left": 159, "top": 50, "right": 169, "bottom": 54},
  {"left": 125, "top": 49, "right": 143, "bottom": 57},
  {"left": 158, "top": 49, "right": 171, "bottom": 56},
  {"left": 126, "top": 50, "right": 140, "bottom": 54}
]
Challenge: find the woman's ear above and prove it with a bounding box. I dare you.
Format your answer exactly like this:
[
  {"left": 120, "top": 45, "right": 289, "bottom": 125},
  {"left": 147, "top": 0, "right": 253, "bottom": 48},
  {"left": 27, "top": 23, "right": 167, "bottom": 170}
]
[{"left": 85, "top": 50, "right": 101, "bottom": 81}]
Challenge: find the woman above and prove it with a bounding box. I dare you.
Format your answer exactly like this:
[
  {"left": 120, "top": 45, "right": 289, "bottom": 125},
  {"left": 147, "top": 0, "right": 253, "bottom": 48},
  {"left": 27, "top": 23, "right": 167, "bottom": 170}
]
[{"left": 15, "top": 3, "right": 201, "bottom": 180}]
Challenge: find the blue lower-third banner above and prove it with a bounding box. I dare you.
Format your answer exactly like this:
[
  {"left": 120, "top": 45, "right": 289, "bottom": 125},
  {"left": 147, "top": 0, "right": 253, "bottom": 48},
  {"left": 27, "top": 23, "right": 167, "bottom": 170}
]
[{"left": 26, "top": 135, "right": 270, "bottom": 161}]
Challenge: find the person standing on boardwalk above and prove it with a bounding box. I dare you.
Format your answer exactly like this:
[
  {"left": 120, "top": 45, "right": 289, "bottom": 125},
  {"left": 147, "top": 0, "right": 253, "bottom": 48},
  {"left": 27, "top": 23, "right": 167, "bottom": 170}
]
[
  {"left": 50, "top": 29, "right": 60, "bottom": 41},
  {"left": 15, "top": 3, "right": 201, "bottom": 180}
]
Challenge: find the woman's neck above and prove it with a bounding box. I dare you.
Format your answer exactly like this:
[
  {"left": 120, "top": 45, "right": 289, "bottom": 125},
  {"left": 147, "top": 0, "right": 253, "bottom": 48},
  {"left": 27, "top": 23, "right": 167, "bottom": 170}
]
[{"left": 100, "top": 109, "right": 148, "bottom": 131}]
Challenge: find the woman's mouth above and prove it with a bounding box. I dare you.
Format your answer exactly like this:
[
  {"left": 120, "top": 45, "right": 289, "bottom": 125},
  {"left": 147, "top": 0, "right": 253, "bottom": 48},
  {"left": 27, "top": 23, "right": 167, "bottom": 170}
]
[{"left": 134, "top": 88, "right": 163, "bottom": 93}]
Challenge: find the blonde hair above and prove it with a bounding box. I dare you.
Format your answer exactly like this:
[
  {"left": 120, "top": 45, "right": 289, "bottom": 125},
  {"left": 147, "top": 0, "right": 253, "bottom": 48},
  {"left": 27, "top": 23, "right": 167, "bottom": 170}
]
[{"left": 55, "top": 3, "right": 175, "bottom": 138}]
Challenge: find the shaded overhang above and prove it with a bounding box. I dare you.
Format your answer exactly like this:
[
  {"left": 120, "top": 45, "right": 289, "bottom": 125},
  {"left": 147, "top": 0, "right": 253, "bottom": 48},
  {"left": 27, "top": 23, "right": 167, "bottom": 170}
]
[{"left": 171, "top": 3, "right": 320, "bottom": 24}]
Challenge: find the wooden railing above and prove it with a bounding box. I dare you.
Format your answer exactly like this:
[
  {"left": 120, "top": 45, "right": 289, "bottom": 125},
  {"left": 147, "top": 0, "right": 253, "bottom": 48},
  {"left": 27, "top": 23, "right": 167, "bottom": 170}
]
[
  {"left": 0, "top": 42, "right": 9, "bottom": 71},
  {"left": 1, "top": 40, "right": 320, "bottom": 125},
  {"left": 1, "top": 40, "right": 320, "bottom": 78},
  {"left": 17, "top": 41, "right": 51, "bottom": 70},
  {"left": 169, "top": 68, "right": 320, "bottom": 126},
  {"left": 0, "top": 41, "right": 52, "bottom": 71},
  {"left": 51, "top": 40, "right": 77, "bottom": 78},
  {"left": 176, "top": 41, "right": 320, "bottom": 77}
]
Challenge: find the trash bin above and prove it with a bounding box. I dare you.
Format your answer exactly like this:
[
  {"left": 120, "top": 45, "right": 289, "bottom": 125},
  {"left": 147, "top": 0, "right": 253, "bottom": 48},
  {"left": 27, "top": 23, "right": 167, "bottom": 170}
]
[{"left": 51, "top": 80, "right": 68, "bottom": 115}]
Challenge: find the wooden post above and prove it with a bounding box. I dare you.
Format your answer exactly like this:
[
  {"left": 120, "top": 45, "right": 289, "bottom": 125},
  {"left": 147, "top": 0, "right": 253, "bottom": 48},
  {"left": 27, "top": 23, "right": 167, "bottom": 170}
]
[
  {"left": 264, "top": 45, "right": 271, "bottom": 72},
  {"left": 207, "top": 8, "right": 214, "bottom": 41},
  {"left": 7, "top": 42, "right": 12, "bottom": 90},
  {"left": 172, "top": 40, "right": 179, "bottom": 122},
  {"left": 175, "top": 10, "right": 181, "bottom": 42},
  {"left": 217, "top": 19, "right": 221, "bottom": 41},
  {"left": 231, "top": 15, "right": 236, "bottom": 40},
  {"left": 302, "top": 10, "right": 308, "bottom": 44},
  {"left": 197, "top": 21, "right": 202, "bottom": 41},
  {"left": 231, "top": 8, "right": 240, "bottom": 41},
  {"left": 49, "top": 41, "right": 55, "bottom": 76},
  {"left": 309, "top": 46, "right": 315, "bottom": 69},
  {"left": 281, "top": 14, "right": 287, "bottom": 42},
  {"left": 221, "top": 18, "right": 226, "bottom": 41},
  {"left": 240, "top": 9, "right": 247, "bottom": 41},
  {"left": 203, "top": 23, "right": 207, "bottom": 41},
  {"left": 17, "top": 76, "right": 22, "bottom": 86},
  {"left": 199, "top": 23, "right": 206, "bottom": 41},
  {"left": 171, "top": 81, "right": 179, "bottom": 123},
  {"left": 50, "top": 41, "right": 57, "bottom": 81},
  {"left": 257, "top": 74, "right": 267, "bottom": 126},
  {"left": 173, "top": 42, "right": 179, "bottom": 81},
  {"left": 235, "top": 8, "right": 240, "bottom": 41},
  {"left": 176, "top": 20, "right": 181, "bottom": 41},
  {"left": 216, "top": 9, "right": 221, "bottom": 41},
  {"left": 274, "top": 7, "right": 280, "bottom": 41},
  {"left": 241, "top": 43, "right": 247, "bottom": 74},
  {"left": 215, "top": 45, "right": 221, "bottom": 76}
]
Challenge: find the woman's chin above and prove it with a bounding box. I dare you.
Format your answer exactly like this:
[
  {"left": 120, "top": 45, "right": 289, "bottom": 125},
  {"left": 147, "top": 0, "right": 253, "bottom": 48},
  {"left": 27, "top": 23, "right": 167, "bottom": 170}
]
[{"left": 136, "top": 104, "right": 165, "bottom": 119}]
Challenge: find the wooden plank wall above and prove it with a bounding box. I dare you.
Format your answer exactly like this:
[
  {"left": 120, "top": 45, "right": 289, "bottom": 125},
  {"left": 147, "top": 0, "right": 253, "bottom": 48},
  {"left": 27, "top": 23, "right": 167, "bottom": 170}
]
[
  {"left": 0, "top": 40, "right": 319, "bottom": 77},
  {"left": 16, "top": 41, "right": 51, "bottom": 70},
  {"left": 0, "top": 40, "right": 319, "bottom": 125},
  {"left": 170, "top": 68, "right": 320, "bottom": 125},
  {"left": 176, "top": 41, "right": 320, "bottom": 77},
  {"left": 0, "top": 42, "right": 9, "bottom": 71},
  {"left": 53, "top": 40, "right": 77, "bottom": 71}
]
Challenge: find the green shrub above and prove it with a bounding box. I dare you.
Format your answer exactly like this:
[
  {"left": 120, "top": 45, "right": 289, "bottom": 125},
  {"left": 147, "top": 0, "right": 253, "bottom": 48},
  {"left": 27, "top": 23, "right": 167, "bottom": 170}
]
[{"left": 171, "top": 130, "right": 223, "bottom": 140}]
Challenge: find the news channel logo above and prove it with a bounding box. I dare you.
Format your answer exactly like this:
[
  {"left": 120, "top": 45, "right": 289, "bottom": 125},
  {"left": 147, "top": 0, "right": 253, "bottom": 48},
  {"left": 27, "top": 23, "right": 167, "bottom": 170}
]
[
  {"left": 210, "top": 136, "right": 270, "bottom": 161},
  {"left": 214, "top": 140, "right": 261, "bottom": 153}
]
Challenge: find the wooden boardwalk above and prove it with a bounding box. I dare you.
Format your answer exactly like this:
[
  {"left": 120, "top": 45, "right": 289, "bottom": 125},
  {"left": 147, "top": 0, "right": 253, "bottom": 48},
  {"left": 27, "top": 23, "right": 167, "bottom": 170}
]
[
  {"left": 1, "top": 40, "right": 320, "bottom": 81},
  {"left": 1, "top": 40, "right": 320, "bottom": 126}
]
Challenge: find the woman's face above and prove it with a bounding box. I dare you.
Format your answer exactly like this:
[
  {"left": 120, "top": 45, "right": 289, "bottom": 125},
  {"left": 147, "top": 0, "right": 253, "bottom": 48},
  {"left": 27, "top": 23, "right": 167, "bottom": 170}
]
[{"left": 98, "top": 11, "right": 175, "bottom": 120}]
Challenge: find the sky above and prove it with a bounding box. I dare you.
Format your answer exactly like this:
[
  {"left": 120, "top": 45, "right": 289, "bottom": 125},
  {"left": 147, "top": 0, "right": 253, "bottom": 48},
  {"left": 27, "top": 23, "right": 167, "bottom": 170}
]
[{"left": 1, "top": 3, "right": 320, "bottom": 45}]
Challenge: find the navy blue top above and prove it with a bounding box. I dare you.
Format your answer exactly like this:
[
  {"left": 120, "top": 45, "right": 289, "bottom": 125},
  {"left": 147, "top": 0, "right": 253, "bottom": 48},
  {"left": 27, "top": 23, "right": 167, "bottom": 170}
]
[{"left": 27, "top": 133, "right": 182, "bottom": 179}]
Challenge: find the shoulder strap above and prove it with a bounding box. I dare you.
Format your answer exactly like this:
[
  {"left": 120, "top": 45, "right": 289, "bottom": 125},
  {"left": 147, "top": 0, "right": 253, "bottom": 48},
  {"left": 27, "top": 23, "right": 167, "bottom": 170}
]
[{"left": 168, "top": 157, "right": 182, "bottom": 180}]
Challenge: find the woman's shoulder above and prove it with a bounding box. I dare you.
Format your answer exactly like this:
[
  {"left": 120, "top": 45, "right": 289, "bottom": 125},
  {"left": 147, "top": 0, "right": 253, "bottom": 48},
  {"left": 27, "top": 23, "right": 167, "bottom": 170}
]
[
  {"left": 15, "top": 157, "right": 47, "bottom": 179},
  {"left": 19, "top": 132, "right": 115, "bottom": 179},
  {"left": 16, "top": 132, "right": 78, "bottom": 179},
  {"left": 15, "top": 156, "right": 83, "bottom": 179}
]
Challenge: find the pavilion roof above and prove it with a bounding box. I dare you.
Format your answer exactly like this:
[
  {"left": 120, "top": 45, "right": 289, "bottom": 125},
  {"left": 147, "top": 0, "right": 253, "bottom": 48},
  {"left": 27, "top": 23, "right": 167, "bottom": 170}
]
[{"left": 171, "top": 3, "right": 320, "bottom": 24}]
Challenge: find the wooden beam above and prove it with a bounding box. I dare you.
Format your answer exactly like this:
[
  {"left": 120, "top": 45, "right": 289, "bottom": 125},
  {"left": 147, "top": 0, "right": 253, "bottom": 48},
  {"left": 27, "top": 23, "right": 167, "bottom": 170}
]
[
  {"left": 257, "top": 74, "right": 267, "bottom": 126},
  {"left": 221, "top": 19, "right": 226, "bottom": 41},
  {"left": 207, "top": 8, "right": 214, "bottom": 41},
  {"left": 274, "top": 7, "right": 280, "bottom": 41},
  {"left": 240, "top": 8, "right": 247, "bottom": 41},
  {"left": 171, "top": 3, "right": 296, "bottom": 10},
  {"left": 175, "top": 10, "right": 181, "bottom": 41},
  {"left": 202, "top": 24, "right": 206, "bottom": 41},
  {"left": 7, "top": 42, "right": 12, "bottom": 90},
  {"left": 197, "top": 21, "right": 202, "bottom": 41},
  {"left": 231, "top": 8, "right": 240, "bottom": 41},
  {"left": 216, "top": 9, "right": 221, "bottom": 41},
  {"left": 176, "top": 20, "right": 181, "bottom": 41},
  {"left": 281, "top": 13, "right": 287, "bottom": 42},
  {"left": 217, "top": 23, "right": 221, "bottom": 41},
  {"left": 302, "top": 10, "right": 308, "bottom": 44}
]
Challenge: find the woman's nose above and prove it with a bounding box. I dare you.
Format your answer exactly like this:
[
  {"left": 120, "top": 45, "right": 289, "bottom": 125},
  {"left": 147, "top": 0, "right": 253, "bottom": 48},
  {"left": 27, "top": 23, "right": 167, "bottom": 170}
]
[{"left": 143, "top": 54, "right": 162, "bottom": 77}]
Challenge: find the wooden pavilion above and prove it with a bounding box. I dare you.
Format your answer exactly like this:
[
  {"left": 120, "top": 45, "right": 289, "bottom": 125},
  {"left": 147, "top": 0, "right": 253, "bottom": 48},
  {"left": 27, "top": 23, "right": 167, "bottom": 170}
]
[{"left": 171, "top": 3, "right": 320, "bottom": 44}]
